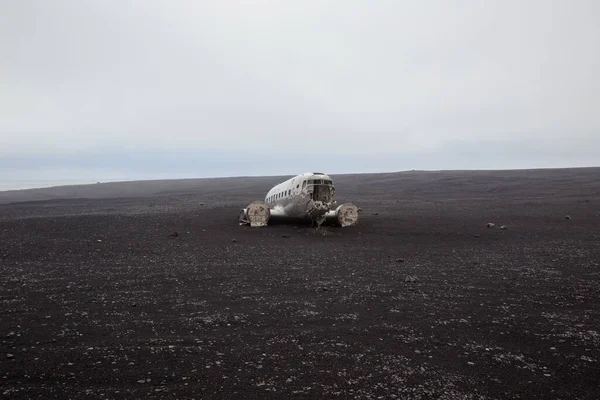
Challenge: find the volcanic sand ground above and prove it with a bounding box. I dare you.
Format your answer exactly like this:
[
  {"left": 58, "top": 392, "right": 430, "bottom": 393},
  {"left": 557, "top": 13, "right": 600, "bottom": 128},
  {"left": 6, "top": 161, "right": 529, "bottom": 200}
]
[{"left": 1, "top": 168, "right": 599, "bottom": 399}]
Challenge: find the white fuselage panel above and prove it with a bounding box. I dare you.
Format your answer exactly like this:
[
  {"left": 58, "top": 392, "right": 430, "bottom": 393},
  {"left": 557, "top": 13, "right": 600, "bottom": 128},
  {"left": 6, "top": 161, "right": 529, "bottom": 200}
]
[{"left": 264, "top": 173, "right": 336, "bottom": 220}]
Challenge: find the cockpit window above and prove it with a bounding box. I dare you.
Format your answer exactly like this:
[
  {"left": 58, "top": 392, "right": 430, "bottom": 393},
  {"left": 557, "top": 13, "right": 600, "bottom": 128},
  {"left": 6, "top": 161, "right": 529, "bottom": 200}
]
[{"left": 324, "top": 180, "right": 332, "bottom": 185}]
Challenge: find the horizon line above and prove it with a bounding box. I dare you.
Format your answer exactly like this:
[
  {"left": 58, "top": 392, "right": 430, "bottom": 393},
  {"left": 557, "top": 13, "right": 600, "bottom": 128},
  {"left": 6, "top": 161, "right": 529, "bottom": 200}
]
[{"left": 1, "top": 165, "right": 599, "bottom": 193}]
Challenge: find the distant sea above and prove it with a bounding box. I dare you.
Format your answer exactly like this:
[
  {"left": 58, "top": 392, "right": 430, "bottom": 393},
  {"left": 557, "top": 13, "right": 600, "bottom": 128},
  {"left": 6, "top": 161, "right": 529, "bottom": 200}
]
[{"left": 0, "top": 180, "right": 98, "bottom": 192}]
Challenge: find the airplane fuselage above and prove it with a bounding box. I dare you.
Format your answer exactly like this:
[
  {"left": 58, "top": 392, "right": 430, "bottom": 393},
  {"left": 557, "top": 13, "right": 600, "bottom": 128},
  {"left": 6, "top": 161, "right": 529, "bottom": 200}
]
[
  {"left": 265, "top": 172, "right": 336, "bottom": 221},
  {"left": 239, "top": 172, "right": 359, "bottom": 227}
]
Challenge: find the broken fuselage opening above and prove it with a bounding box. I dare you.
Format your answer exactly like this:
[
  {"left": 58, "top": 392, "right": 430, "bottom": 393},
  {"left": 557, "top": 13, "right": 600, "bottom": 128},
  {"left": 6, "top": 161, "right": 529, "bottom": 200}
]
[{"left": 306, "top": 179, "right": 334, "bottom": 204}]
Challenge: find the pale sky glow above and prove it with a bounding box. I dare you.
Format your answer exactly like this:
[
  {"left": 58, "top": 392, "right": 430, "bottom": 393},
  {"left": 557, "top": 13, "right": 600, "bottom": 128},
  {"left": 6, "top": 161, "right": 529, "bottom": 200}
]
[{"left": 0, "top": 0, "right": 598, "bottom": 182}]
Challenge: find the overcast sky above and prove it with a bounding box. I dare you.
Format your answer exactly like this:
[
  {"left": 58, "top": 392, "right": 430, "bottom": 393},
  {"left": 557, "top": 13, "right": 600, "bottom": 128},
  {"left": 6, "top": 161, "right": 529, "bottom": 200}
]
[{"left": 1, "top": 0, "right": 598, "bottom": 182}]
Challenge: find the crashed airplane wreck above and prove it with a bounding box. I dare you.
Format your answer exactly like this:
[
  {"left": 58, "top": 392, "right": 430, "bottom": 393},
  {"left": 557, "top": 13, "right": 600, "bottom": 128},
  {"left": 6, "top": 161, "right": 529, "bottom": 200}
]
[{"left": 239, "top": 172, "right": 360, "bottom": 228}]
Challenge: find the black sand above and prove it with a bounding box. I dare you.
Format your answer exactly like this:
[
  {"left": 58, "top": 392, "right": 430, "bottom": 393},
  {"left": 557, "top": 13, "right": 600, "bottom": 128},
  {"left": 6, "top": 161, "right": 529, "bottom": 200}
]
[{"left": 1, "top": 168, "right": 599, "bottom": 399}]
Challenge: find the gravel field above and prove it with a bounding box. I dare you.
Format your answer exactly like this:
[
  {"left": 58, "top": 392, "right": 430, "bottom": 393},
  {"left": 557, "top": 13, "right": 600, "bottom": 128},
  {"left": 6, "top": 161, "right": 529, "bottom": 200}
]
[{"left": 1, "top": 168, "right": 599, "bottom": 399}]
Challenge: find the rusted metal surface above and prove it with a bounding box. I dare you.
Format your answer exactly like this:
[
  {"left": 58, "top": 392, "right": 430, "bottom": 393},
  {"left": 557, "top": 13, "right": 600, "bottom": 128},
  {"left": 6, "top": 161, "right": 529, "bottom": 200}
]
[
  {"left": 238, "top": 201, "right": 270, "bottom": 227},
  {"left": 324, "top": 202, "right": 360, "bottom": 227},
  {"left": 335, "top": 202, "right": 360, "bottom": 227}
]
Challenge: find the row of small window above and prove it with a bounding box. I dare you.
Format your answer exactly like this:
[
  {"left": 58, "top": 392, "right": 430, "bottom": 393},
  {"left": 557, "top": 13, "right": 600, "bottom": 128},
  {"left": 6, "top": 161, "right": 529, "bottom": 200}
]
[{"left": 267, "top": 189, "right": 292, "bottom": 203}]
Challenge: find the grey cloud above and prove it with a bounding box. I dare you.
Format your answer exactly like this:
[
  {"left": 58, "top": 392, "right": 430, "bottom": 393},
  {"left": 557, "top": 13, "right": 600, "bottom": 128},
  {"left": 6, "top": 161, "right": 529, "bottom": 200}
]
[{"left": 0, "top": 0, "right": 598, "bottom": 178}]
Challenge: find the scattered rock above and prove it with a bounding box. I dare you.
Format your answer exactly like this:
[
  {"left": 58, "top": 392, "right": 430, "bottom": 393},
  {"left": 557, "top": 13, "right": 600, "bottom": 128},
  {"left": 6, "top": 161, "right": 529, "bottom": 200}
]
[
  {"left": 374, "top": 213, "right": 379, "bottom": 216},
  {"left": 96, "top": 239, "right": 102, "bottom": 243},
  {"left": 200, "top": 202, "right": 205, "bottom": 206},
  {"left": 169, "top": 231, "right": 179, "bottom": 237},
  {"left": 486, "top": 223, "right": 495, "bottom": 228},
  {"left": 565, "top": 215, "right": 571, "bottom": 220},
  {"left": 395, "top": 258, "right": 405, "bottom": 263},
  {"left": 232, "top": 239, "right": 238, "bottom": 243},
  {"left": 500, "top": 225, "right": 507, "bottom": 230},
  {"left": 405, "top": 275, "right": 418, "bottom": 283},
  {"left": 467, "top": 361, "right": 475, "bottom": 366},
  {"left": 474, "top": 234, "right": 481, "bottom": 238},
  {"left": 281, "top": 235, "right": 291, "bottom": 239},
  {"left": 7, "top": 354, "right": 14, "bottom": 359}
]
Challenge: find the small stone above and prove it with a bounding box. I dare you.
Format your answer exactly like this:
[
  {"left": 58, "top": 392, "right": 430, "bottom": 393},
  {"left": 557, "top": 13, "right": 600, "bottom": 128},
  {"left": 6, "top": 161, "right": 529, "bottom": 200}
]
[
  {"left": 200, "top": 202, "right": 205, "bottom": 206},
  {"left": 232, "top": 239, "right": 238, "bottom": 243},
  {"left": 281, "top": 235, "right": 291, "bottom": 238},
  {"left": 6, "top": 354, "right": 14, "bottom": 359},
  {"left": 500, "top": 225, "right": 507, "bottom": 230},
  {"left": 565, "top": 215, "right": 571, "bottom": 220},
  {"left": 137, "top": 379, "right": 146, "bottom": 384},
  {"left": 486, "top": 223, "right": 495, "bottom": 228},
  {"left": 474, "top": 234, "right": 480, "bottom": 238},
  {"left": 467, "top": 361, "right": 475, "bottom": 365},
  {"left": 395, "top": 258, "right": 405, "bottom": 263},
  {"left": 169, "top": 231, "right": 179, "bottom": 237},
  {"left": 405, "top": 275, "right": 418, "bottom": 283},
  {"left": 96, "top": 239, "right": 102, "bottom": 243}
]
